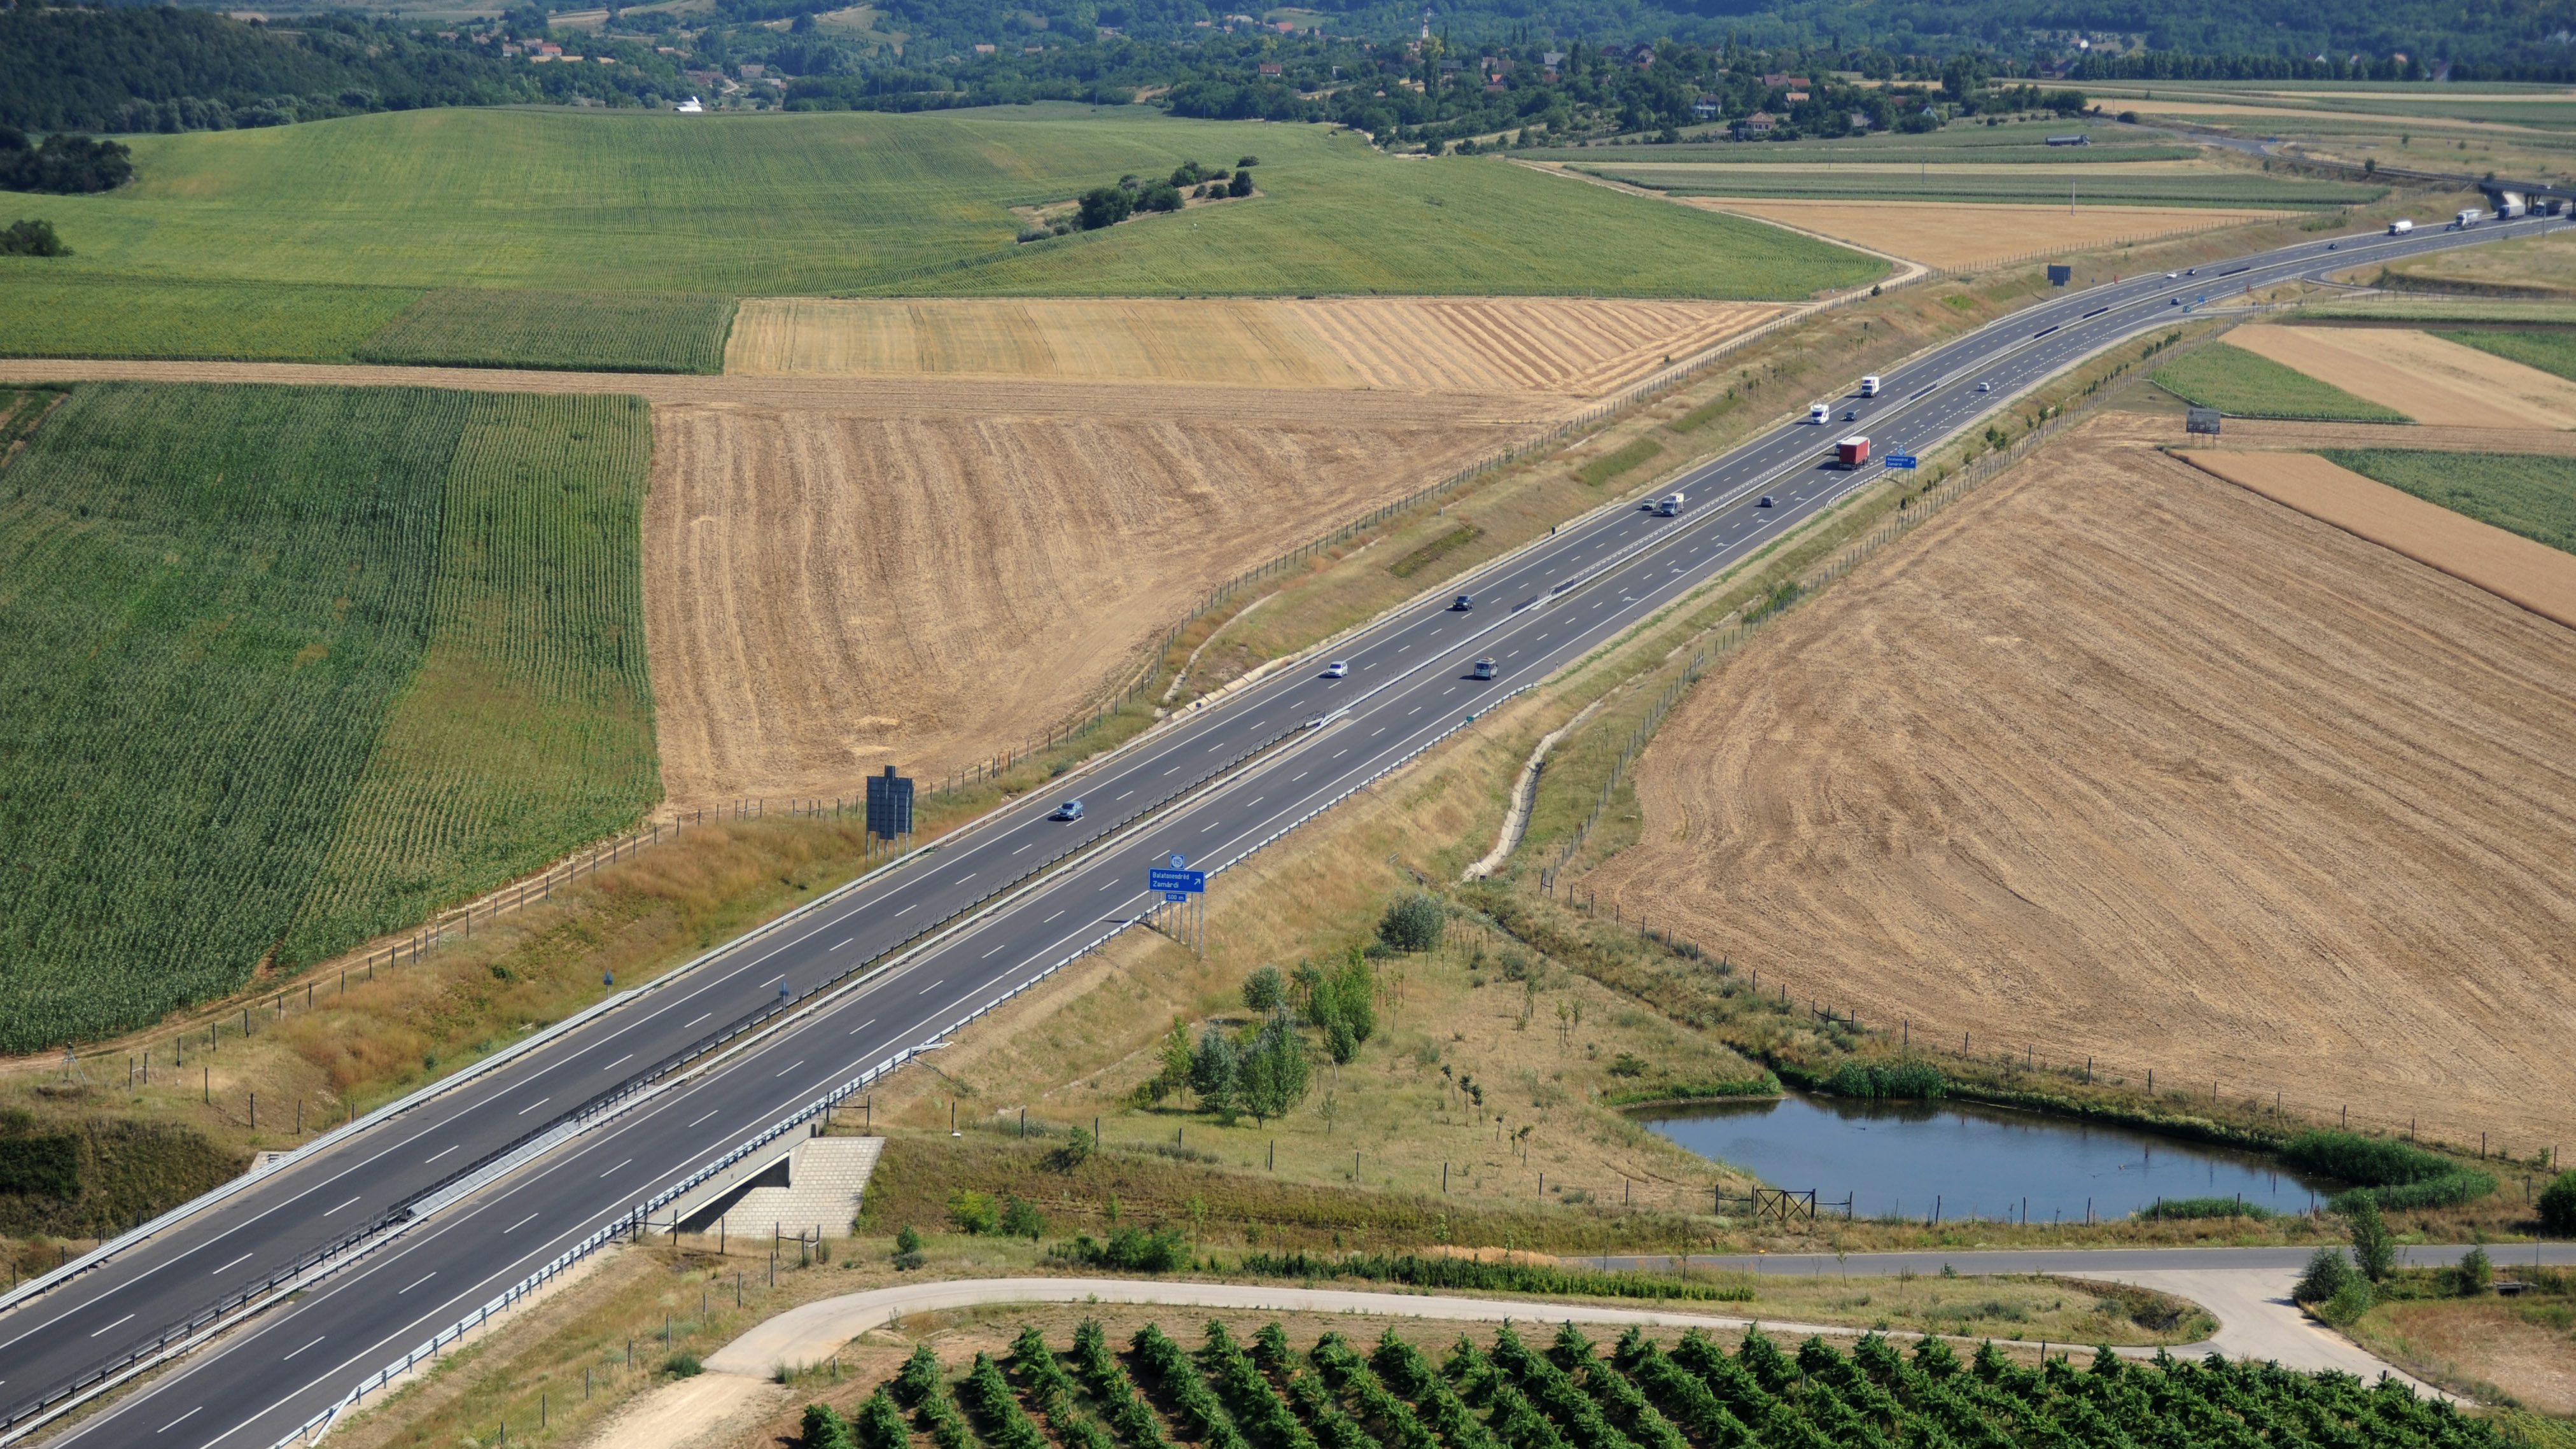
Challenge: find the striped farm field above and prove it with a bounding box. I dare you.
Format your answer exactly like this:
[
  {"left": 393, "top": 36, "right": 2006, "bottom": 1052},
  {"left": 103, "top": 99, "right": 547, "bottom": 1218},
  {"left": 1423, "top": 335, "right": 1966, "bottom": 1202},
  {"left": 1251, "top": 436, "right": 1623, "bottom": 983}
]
[
  {"left": 724, "top": 297, "right": 1782, "bottom": 397},
  {"left": 0, "top": 271, "right": 420, "bottom": 362},
  {"left": 0, "top": 383, "right": 656, "bottom": 1051},
  {"left": 354, "top": 289, "right": 738, "bottom": 374}
]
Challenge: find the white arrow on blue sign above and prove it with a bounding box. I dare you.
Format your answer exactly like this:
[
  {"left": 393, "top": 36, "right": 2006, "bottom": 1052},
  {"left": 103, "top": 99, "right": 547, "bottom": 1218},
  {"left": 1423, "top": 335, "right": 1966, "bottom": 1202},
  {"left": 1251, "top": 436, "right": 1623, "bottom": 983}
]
[{"left": 1149, "top": 868, "right": 1207, "bottom": 895}]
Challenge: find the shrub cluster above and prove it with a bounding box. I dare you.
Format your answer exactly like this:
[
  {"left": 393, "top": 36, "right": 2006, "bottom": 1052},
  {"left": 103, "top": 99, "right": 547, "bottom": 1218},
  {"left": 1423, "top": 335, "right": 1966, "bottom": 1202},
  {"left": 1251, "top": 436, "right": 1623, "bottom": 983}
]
[
  {"left": 0, "top": 218, "right": 66, "bottom": 256},
  {"left": 0, "top": 127, "right": 130, "bottom": 193},
  {"left": 1823, "top": 1060, "right": 1947, "bottom": 1100},
  {"left": 2281, "top": 1130, "right": 2496, "bottom": 1212},
  {"left": 1236, "top": 1250, "right": 1754, "bottom": 1303},
  {"left": 2539, "top": 1171, "right": 2576, "bottom": 1236},
  {"left": 1049, "top": 1224, "right": 1189, "bottom": 1273},
  {"left": 2134, "top": 1195, "right": 2276, "bottom": 1222}
]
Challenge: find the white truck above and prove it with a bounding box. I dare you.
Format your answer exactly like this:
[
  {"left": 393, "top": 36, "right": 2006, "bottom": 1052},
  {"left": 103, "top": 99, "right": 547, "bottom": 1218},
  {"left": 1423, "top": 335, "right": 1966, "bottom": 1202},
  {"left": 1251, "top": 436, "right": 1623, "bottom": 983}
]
[
  {"left": 1808, "top": 402, "right": 1830, "bottom": 424},
  {"left": 2386, "top": 218, "right": 2414, "bottom": 236},
  {"left": 2456, "top": 208, "right": 2486, "bottom": 228},
  {"left": 1859, "top": 375, "right": 1882, "bottom": 398},
  {"left": 1658, "top": 493, "right": 1685, "bottom": 516},
  {"left": 2498, "top": 195, "right": 2530, "bottom": 220}
]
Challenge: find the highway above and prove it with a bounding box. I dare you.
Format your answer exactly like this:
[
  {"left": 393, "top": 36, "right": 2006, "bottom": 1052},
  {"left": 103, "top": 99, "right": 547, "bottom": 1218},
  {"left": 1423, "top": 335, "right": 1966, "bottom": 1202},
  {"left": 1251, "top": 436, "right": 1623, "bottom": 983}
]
[{"left": 2, "top": 209, "right": 2554, "bottom": 1449}]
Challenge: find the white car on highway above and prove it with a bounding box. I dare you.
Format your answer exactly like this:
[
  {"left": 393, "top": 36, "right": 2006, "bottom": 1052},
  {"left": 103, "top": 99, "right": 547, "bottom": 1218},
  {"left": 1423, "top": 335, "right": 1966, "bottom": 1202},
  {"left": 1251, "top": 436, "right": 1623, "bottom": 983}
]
[{"left": 1322, "top": 661, "right": 1349, "bottom": 678}]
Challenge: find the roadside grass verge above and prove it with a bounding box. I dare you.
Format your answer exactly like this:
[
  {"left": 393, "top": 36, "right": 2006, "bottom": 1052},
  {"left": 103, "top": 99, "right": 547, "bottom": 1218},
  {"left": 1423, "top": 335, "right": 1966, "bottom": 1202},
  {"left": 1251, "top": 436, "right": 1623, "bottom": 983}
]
[
  {"left": 2152, "top": 341, "right": 2411, "bottom": 421},
  {"left": 2318, "top": 447, "right": 2576, "bottom": 555}
]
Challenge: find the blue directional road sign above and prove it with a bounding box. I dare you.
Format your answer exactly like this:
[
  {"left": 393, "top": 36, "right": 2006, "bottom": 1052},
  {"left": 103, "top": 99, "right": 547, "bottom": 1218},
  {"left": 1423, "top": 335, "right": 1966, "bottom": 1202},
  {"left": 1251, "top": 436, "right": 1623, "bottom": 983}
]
[
  {"left": 1885, "top": 453, "right": 1919, "bottom": 470},
  {"left": 1163, "top": 892, "right": 1190, "bottom": 903},
  {"left": 1149, "top": 868, "right": 1207, "bottom": 895}
]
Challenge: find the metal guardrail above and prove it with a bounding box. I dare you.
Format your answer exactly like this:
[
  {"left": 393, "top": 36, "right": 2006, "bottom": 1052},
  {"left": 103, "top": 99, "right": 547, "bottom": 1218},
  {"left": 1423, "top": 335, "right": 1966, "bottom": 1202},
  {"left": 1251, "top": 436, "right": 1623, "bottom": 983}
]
[
  {"left": 0, "top": 713, "right": 1317, "bottom": 1443},
  {"left": 262, "top": 692, "right": 1544, "bottom": 1448}
]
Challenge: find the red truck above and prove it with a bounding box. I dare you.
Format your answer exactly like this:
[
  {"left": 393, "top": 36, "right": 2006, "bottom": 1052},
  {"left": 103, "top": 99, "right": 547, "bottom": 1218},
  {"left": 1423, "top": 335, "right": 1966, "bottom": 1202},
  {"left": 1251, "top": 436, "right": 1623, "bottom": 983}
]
[{"left": 1836, "top": 435, "right": 1871, "bottom": 467}]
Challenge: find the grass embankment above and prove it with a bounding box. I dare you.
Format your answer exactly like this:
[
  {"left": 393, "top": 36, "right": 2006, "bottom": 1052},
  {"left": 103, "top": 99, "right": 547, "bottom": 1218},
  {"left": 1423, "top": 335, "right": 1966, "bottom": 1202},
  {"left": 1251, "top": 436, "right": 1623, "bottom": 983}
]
[
  {"left": 2339, "top": 1264, "right": 2576, "bottom": 1422},
  {"left": 0, "top": 382, "right": 659, "bottom": 1053},
  {"left": 2319, "top": 447, "right": 2576, "bottom": 555},
  {"left": 2152, "top": 340, "right": 2412, "bottom": 421}
]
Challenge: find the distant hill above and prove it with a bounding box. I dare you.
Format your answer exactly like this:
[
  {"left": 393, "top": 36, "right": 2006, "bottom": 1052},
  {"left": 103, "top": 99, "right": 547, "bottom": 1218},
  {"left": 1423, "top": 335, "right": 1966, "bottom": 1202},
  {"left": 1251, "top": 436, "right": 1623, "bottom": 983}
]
[{"left": 0, "top": 7, "right": 681, "bottom": 133}]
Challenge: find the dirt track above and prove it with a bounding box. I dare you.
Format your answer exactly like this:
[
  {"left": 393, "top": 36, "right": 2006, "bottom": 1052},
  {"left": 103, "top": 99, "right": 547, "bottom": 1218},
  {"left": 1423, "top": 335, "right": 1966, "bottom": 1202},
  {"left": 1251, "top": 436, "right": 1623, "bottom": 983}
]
[
  {"left": 646, "top": 402, "right": 1524, "bottom": 808},
  {"left": 1586, "top": 414, "right": 2576, "bottom": 1149}
]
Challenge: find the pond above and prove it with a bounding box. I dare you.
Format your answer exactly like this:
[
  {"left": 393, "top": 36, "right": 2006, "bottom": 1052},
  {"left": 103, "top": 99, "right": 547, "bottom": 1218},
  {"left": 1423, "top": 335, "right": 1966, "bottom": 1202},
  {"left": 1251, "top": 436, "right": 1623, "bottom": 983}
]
[{"left": 1643, "top": 1091, "right": 2338, "bottom": 1225}]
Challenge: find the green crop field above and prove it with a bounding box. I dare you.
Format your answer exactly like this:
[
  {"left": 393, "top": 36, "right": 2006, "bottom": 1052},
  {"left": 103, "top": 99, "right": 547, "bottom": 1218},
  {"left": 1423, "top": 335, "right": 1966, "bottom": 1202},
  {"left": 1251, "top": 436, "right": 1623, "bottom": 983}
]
[
  {"left": 827, "top": 1315, "right": 2512, "bottom": 1449},
  {"left": 2321, "top": 448, "right": 2576, "bottom": 556},
  {"left": 2435, "top": 327, "right": 2576, "bottom": 384},
  {"left": 0, "top": 382, "right": 656, "bottom": 1051},
  {"left": 1530, "top": 122, "right": 2187, "bottom": 165},
  {"left": 1580, "top": 165, "right": 2383, "bottom": 208},
  {"left": 2153, "top": 341, "right": 2412, "bottom": 421},
  {"left": 0, "top": 271, "right": 420, "bottom": 361},
  {"left": 353, "top": 289, "right": 738, "bottom": 373},
  {"left": 21, "top": 104, "right": 1877, "bottom": 305}
]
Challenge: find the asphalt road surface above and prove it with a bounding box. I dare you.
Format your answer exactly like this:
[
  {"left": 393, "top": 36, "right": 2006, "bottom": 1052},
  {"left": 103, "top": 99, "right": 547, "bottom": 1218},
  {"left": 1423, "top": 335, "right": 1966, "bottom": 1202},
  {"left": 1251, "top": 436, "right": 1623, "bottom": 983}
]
[{"left": 4, "top": 211, "right": 2554, "bottom": 1449}]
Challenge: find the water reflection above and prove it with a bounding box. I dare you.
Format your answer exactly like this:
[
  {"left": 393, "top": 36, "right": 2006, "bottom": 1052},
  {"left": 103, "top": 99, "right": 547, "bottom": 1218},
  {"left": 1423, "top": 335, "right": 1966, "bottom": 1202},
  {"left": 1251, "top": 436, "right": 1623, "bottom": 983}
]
[{"left": 1644, "top": 1091, "right": 2339, "bottom": 1224}]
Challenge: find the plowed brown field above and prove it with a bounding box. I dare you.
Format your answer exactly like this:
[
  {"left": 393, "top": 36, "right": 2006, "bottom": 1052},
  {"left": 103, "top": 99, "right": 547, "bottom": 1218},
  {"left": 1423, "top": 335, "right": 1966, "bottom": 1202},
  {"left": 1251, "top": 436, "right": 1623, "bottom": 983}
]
[
  {"left": 723, "top": 297, "right": 1781, "bottom": 398},
  {"left": 2225, "top": 324, "right": 2576, "bottom": 429},
  {"left": 1585, "top": 416, "right": 2576, "bottom": 1149},
  {"left": 645, "top": 402, "right": 1527, "bottom": 808},
  {"left": 1676, "top": 199, "right": 2287, "bottom": 270}
]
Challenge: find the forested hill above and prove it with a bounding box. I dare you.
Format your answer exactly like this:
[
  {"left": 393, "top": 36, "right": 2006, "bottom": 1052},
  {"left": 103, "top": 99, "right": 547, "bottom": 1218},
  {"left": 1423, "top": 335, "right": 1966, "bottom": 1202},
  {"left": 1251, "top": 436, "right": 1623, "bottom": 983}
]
[
  {"left": 884, "top": 0, "right": 2575, "bottom": 74},
  {"left": 0, "top": 7, "right": 683, "bottom": 132}
]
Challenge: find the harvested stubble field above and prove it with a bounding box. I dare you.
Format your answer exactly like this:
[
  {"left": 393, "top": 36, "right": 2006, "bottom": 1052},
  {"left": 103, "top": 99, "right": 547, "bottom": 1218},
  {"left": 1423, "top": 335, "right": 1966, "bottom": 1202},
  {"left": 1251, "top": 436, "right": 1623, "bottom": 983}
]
[
  {"left": 1581, "top": 414, "right": 2576, "bottom": 1150},
  {"left": 644, "top": 393, "right": 1534, "bottom": 808},
  {"left": 2224, "top": 323, "right": 2576, "bottom": 428},
  {"left": 1672, "top": 198, "right": 2289, "bottom": 270},
  {"left": 2180, "top": 449, "right": 2576, "bottom": 629},
  {"left": 724, "top": 297, "right": 1780, "bottom": 398},
  {"left": 2384, "top": 227, "right": 2576, "bottom": 297}
]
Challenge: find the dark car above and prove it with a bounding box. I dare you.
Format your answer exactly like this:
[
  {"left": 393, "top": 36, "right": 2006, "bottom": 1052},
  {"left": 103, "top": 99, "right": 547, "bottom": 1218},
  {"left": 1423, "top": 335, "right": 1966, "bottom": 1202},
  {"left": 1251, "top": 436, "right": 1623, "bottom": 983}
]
[
  {"left": 1451, "top": 594, "right": 1474, "bottom": 612},
  {"left": 1051, "top": 799, "right": 1084, "bottom": 821},
  {"left": 1758, "top": 494, "right": 1776, "bottom": 508}
]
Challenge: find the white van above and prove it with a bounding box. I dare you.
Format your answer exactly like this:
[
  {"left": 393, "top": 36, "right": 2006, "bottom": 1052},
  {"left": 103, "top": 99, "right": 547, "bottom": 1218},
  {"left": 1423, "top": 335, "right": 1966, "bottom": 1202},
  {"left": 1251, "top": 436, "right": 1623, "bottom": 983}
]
[
  {"left": 1808, "top": 402, "right": 1830, "bottom": 424},
  {"left": 1859, "top": 375, "right": 1882, "bottom": 398},
  {"left": 1658, "top": 493, "right": 1685, "bottom": 516},
  {"left": 2386, "top": 219, "right": 2414, "bottom": 235}
]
